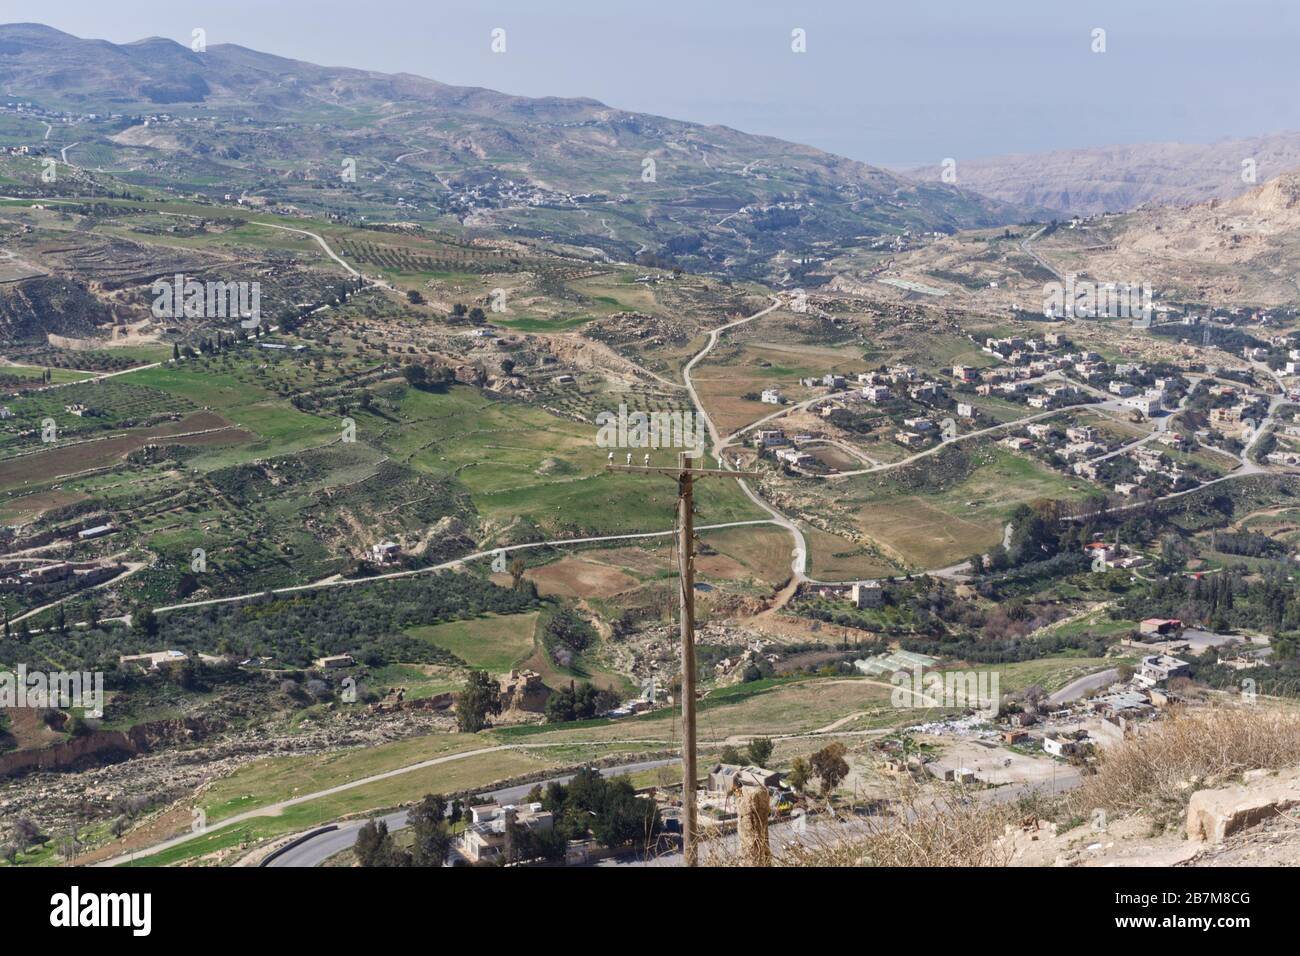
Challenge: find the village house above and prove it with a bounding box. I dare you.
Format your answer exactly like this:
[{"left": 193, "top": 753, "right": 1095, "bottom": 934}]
[
  {"left": 708, "top": 763, "right": 783, "bottom": 793},
  {"left": 371, "top": 541, "right": 401, "bottom": 563},
  {"left": 1139, "top": 618, "right": 1184, "bottom": 638},
  {"left": 775, "top": 447, "right": 813, "bottom": 467},
  {"left": 1063, "top": 441, "right": 1104, "bottom": 460},
  {"left": 1043, "top": 733, "right": 1089, "bottom": 757},
  {"left": 315, "top": 654, "right": 355, "bottom": 669},
  {"left": 1211, "top": 405, "right": 1248, "bottom": 427},
  {"left": 119, "top": 649, "right": 188, "bottom": 671},
  {"left": 1136, "top": 654, "right": 1191, "bottom": 687},
  {"left": 460, "top": 803, "right": 555, "bottom": 864},
  {"left": 1125, "top": 393, "right": 1162, "bottom": 416},
  {"left": 850, "top": 581, "right": 884, "bottom": 608},
  {"left": 863, "top": 384, "right": 892, "bottom": 403}
]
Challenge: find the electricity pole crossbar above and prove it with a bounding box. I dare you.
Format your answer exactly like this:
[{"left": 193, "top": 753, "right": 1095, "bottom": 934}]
[{"left": 605, "top": 451, "right": 762, "bottom": 866}]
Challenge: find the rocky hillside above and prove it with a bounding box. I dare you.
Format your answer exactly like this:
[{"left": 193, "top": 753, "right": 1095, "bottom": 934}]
[
  {"left": 1030, "top": 170, "right": 1300, "bottom": 306},
  {"left": 0, "top": 275, "right": 114, "bottom": 343},
  {"left": 1005, "top": 764, "right": 1300, "bottom": 867},
  {"left": 903, "top": 132, "right": 1300, "bottom": 216}
]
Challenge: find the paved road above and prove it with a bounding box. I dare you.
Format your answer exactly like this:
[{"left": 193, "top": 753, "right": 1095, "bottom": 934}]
[
  {"left": 1046, "top": 668, "right": 1120, "bottom": 706},
  {"left": 95, "top": 743, "right": 524, "bottom": 867},
  {"left": 1019, "top": 224, "right": 1063, "bottom": 283},
  {"left": 142, "top": 518, "right": 779, "bottom": 617},
  {"left": 267, "top": 758, "right": 675, "bottom": 867}
]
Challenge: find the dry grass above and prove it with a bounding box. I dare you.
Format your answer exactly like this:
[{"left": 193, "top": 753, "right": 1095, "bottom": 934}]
[
  {"left": 1067, "top": 704, "right": 1300, "bottom": 828},
  {"left": 707, "top": 706, "right": 1300, "bottom": 866},
  {"left": 706, "top": 780, "right": 1017, "bottom": 868}
]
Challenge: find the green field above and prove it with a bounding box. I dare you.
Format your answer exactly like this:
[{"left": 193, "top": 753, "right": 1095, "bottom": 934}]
[
  {"left": 366, "top": 384, "right": 763, "bottom": 537},
  {"left": 408, "top": 611, "right": 540, "bottom": 673},
  {"left": 818, "top": 446, "right": 1098, "bottom": 571}
]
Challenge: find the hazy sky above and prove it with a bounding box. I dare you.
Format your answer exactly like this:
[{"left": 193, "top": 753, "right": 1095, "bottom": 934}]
[{"left": 5, "top": 0, "right": 1298, "bottom": 166}]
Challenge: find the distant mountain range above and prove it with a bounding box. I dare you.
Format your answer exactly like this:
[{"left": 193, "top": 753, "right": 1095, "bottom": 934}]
[
  {"left": 0, "top": 23, "right": 1028, "bottom": 282},
  {"left": 903, "top": 133, "right": 1300, "bottom": 216}
]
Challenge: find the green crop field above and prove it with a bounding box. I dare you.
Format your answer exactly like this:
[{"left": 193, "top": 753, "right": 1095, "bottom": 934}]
[{"left": 407, "top": 612, "right": 540, "bottom": 673}]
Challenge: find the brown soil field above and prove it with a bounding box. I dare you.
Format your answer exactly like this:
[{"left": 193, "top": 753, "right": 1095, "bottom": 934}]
[
  {"left": 695, "top": 552, "right": 750, "bottom": 580},
  {"left": 701, "top": 524, "right": 795, "bottom": 584},
  {"left": 0, "top": 488, "right": 88, "bottom": 523},
  {"left": 690, "top": 374, "right": 776, "bottom": 436},
  {"left": 1, "top": 706, "right": 64, "bottom": 751},
  {"left": 525, "top": 556, "right": 639, "bottom": 599},
  {"left": 802, "top": 525, "right": 900, "bottom": 580},
  {"left": 807, "top": 445, "right": 858, "bottom": 470},
  {"left": 572, "top": 544, "right": 669, "bottom": 577},
  {"left": 851, "top": 497, "right": 998, "bottom": 569},
  {"left": 0, "top": 412, "right": 250, "bottom": 490}
]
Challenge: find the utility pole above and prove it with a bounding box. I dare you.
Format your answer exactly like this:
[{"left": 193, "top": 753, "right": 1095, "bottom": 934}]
[{"left": 606, "top": 450, "right": 761, "bottom": 866}]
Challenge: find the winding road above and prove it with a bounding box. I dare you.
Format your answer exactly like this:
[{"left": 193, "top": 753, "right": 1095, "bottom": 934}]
[
  {"left": 681, "top": 298, "right": 810, "bottom": 580},
  {"left": 265, "top": 758, "right": 676, "bottom": 867}
]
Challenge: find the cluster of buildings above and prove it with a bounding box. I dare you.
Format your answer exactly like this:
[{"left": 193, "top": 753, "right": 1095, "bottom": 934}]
[
  {"left": 0, "top": 559, "right": 122, "bottom": 592},
  {"left": 802, "top": 580, "right": 889, "bottom": 611},
  {"left": 749, "top": 428, "right": 833, "bottom": 470},
  {"left": 981, "top": 332, "right": 1070, "bottom": 362},
  {"left": 857, "top": 366, "right": 946, "bottom": 405},
  {"left": 1083, "top": 540, "right": 1148, "bottom": 571},
  {"left": 894, "top": 416, "right": 938, "bottom": 449},
  {"left": 1208, "top": 401, "right": 1261, "bottom": 440}
]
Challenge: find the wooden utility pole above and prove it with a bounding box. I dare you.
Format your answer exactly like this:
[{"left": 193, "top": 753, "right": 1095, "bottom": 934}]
[{"left": 606, "top": 451, "right": 761, "bottom": 866}]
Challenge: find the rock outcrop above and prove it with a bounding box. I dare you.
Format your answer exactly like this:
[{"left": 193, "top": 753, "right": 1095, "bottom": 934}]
[{"left": 1185, "top": 766, "right": 1300, "bottom": 843}]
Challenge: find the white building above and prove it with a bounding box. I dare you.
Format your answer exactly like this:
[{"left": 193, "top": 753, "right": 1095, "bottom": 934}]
[{"left": 863, "top": 385, "right": 891, "bottom": 403}]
